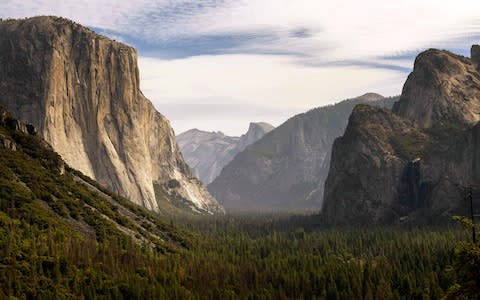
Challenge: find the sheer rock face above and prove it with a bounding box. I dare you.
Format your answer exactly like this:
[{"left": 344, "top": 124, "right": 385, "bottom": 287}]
[
  {"left": 177, "top": 122, "right": 274, "bottom": 184},
  {"left": 209, "top": 93, "right": 397, "bottom": 212},
  {"left": 0, "top": 16, "right": 223, "bottom": 214},
  {"left": 323, "top": 46, "right": 480, "bottom": 224},
  {"left": 322, "top": 105, "right": 473, "bottom": 224}
]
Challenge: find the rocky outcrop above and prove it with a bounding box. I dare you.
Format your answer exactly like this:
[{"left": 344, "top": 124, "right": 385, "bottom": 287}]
[
  {"left": 209, "top": 93, "right": 397, "bottom": 211},
  {"left": 177, "top": 122, "right": 274, "bottom": 184},
  {"left": 393, "top": 48, "right": 480, "bottom": 128},
  {"left": 0, "top": 107, "right": 17, "bottom": 151},
  {"left": 323, "top": 46, "right": 480, "bottom": 224},
  {"left": 0, "top": 16, "right": 223, "bottom": 214},
  {"left": 0, "top": 105, "right": 65, "bottom": 175},
  {"left": 0, "top": 134, "right": 16, "bottom": 151}
]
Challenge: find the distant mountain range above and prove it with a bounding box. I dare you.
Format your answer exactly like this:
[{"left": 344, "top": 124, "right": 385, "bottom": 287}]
[
  {"left": 177, "top": 122, "right": 274, "bottom": 184},
  {"left": 208, "top": 93, "right": 398, "bottom": 212}
]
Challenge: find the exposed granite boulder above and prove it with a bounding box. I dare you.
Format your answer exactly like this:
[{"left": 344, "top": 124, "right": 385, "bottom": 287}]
[
  {"left": 0, "top": 16, "right": 223, "bottom": 214},
  {"left": 236, "top": 122, "right": 275, "bottom": 153}
]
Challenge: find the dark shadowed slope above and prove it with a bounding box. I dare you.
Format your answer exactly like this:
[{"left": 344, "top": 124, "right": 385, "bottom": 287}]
[
  {"left": 209, "top": 93, "right": 398, "bottom": 212},
  {"left": 323, "top": 46, "right": 480, "bottom": 225}
]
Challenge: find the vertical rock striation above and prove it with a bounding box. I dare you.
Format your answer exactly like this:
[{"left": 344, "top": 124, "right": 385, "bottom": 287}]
[{"left": 0, "top": 16, "right": 223, "bottom": 214}]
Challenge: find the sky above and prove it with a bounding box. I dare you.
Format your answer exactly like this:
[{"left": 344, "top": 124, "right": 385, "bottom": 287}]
[{"left": 1, "top": 1, "right": 480, "bottom": 135}]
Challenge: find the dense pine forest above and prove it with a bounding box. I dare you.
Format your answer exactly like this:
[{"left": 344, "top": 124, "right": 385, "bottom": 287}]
[
  {"left": 173, "top": 217, "right": 471, "bottom": 299},
  {"left": 0, "top": 207, "right": 473, "bottom": 299}
]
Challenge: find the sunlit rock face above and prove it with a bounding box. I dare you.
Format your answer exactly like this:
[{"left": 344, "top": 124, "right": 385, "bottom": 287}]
[
  {"left": 393, "top": 48, "right": 480, "bottom": 129},
  {"left": 0, "top": 16, "right": 223, "bottom": 214}
]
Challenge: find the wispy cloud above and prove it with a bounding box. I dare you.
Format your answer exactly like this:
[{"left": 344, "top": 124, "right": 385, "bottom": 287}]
[
  {"left": 3, "top": 1, "right": 479, "bottom": 63},
  {"left": 156, "top": 101, "right": 299, "bottom": 136},
  {"left": 1, "top": 1, "right": 479, "bottom": 134},
  {"left": 138, "top": 54, "right": 406, "bottom": 135}
]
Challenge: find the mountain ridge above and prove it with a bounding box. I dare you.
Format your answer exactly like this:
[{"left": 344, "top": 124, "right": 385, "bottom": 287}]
[{"left": 208, "top": 93, "right": 398, "bottom": 211}]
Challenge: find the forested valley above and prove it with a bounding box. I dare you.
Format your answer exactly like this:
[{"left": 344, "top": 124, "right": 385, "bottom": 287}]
[{"left": 1, "top": 202, "right": 474, "bottom": 299}]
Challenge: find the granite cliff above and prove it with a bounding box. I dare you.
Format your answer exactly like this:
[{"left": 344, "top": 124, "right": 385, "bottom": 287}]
[
  {"left": 177, "top": 122, "right": 274, "bottom": 184},
  {"left": 323, "top": 46, "right": 480, "bottom": 224},
  {"left": 0, "top": 104, "right": 190, "bottom": 249},
  {"left": 209, "top": 93, "right": 397, "bottom": 211},
  {"left": 0, "top": 16, "right": 223, "bottom": 214}
]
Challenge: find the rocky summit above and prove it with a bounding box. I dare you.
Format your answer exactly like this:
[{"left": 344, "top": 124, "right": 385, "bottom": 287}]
[
  {"left": 323, "top": 45, "right": 480, "bottom": 225},
  {"left": 209, "top": 93, "right": 397, "bottom": 212},
  {"left": 0, "top": 16, "right": 223, "bottom": 214},
  {"left": 393, "top": 48, "right": 480, "bottom": 128},
  {"left": 177, "top": 122, "right": 274, "bottom": 184}
]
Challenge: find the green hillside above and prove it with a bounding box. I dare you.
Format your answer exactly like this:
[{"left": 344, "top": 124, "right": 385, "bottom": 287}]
[{"left": 0, "top": 106, "right": 193, "bottom": 298}]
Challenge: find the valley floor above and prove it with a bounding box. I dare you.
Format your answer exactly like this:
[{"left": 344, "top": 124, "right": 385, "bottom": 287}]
[
  {"left": 173, "top": 215, "right": 462, "bottom": 299},
  {"left": 1, "top": 210, "right": 469, "bottom": 299}
]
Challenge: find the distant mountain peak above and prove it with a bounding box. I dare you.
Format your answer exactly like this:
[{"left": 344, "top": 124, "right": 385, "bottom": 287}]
[
  {"left": 177, "top": 122, "right": 274, "bottom": 184},
  {"left": 246, "top": 122, "right": 275, "bottom": 134},
  {"left": 181, "top": 128, "right": 226, "bottom": 137},
  {"left": 238, "top": 122, "right": 275, "bottom": 150},
  {"left": 356, "top": 93, "right": 385, "bottom": 102}
]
